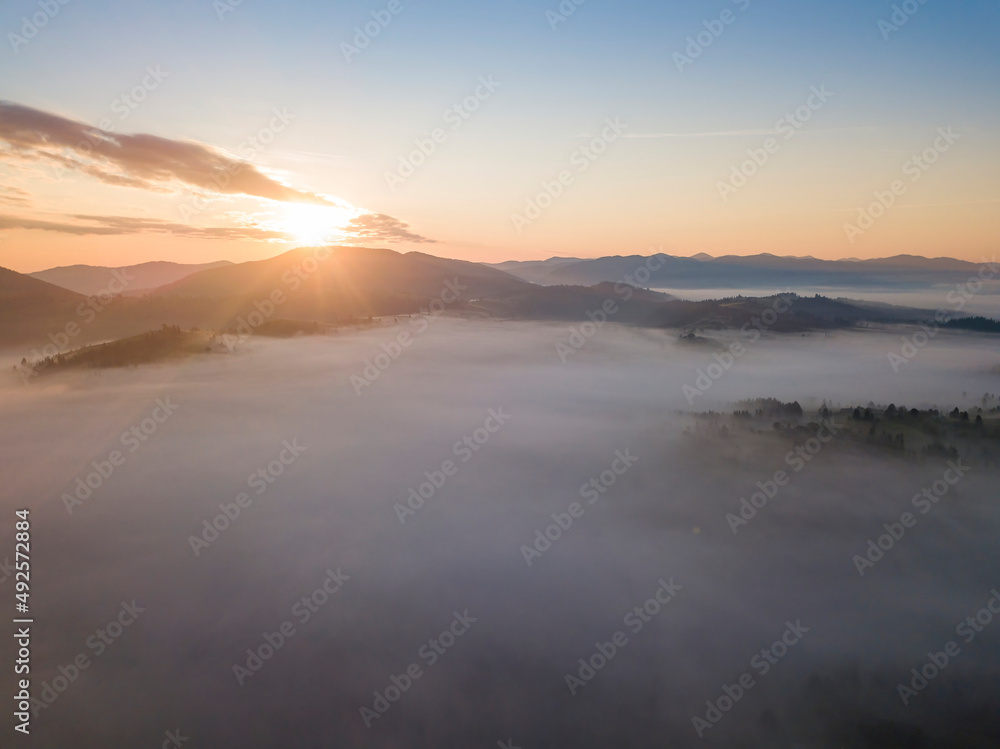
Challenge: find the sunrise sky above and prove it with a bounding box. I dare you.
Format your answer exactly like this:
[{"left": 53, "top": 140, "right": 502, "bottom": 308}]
[{"left": 1, "top": 0, "right": 998, "bottom": 273}]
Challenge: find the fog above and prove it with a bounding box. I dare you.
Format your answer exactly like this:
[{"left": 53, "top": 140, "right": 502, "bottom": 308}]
[
  {"left": 1, "top": 318, "right": 998, "bottom": 747},
  {"left": 654, "top": 282, "right": 1000, "bottom": 319}
]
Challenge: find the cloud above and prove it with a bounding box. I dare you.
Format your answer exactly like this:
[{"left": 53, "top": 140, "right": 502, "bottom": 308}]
[
  {"left": 622, "top": 126, "right": 881, "bottom": 139},
  {"left": 0, "top": 102, "right": 435, "bottom": 245},
  {"left": 0, "top": 101, "right": 330, "bottom": 205},
  {"left": 0, "top": 210, "right": 434, "bottom": 244},
  {"left": 0, "top": 213, "right": 288, "bottom": 241},
  {"left": 0, "top": 186, "right": 31, "bottom": 206},
  {"left": 342, "top": 213, "right": 436, "bottom": 244},
  {"left": 622, "top": 129, "right": 777, "bottom": 138}
]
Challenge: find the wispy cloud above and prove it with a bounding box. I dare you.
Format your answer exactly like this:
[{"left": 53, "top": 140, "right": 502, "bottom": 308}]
[
  {"left": 622, "top": 126, "right": 880, "bottom": 139},
  {"left": 0, "top": 101, "right": 330, "bottom": 205},
  {"left": 622, "top": 129, "right": 776, "bottom": 139},
  {"left": 342, "top": 213, "right": 436, "bottom": 244},
  {"left": 0, "top": 186, "right": 31, "bottom": 206},
  {"left": 0, "top": 211, "right": 437, "bottom": 245},
  {"left": 0, "top": 213, "right": 289, "bottom": 240},
  {"left": 271, "top": 149, "right": 348, "bottom": 163},
  {"left": 894, "top": 198, "right": 1000, "bottom": 209}
]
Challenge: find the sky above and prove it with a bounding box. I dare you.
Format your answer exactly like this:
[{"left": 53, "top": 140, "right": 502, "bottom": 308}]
[{"left": 1, "top": 0, "right": 998, "bottom": 272}]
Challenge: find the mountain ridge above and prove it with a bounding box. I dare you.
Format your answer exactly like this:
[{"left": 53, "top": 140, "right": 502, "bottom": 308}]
[
  {"left": 488, "top": 252, "right": 991, "bottom": 288},
  {"left": 29, "top": 260, "right": 235, "bottom": 296},
  {"left": 2, "top": 246, "right": 995, "bottom": 351}
]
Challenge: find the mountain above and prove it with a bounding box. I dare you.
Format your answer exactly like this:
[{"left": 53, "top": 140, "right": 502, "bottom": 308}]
[
  {"left": 490, "top": 252, "right": 989, "bottom": 289},
  {"left": 3, "top": 246, "right": 994, "bottom": 358},
  {"left": 150, "top": 246, "right": 531, "bottom": 319},
  {"left": 1, "top": 247, "right": 532, "bottom": 350},
  {"left": 0, "top": 265, "right": 85, "bottom": 306},
  {"left": 0, "top": 266, "right": 89, "bottom": 348},
  {"left": 488, "top": 256, "right": 582, "bottom": 276},
  {"left": 30, "top": 260, "right": 234, "bottom": 296},
  {"left": 858, "top": 254, "right": 979, "bottom": 270}
]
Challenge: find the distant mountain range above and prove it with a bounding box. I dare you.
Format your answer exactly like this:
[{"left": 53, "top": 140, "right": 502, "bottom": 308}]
[
  {"left": 489, "top": 253, "right": 990, "bottom": 289},
  {"left": 29, "top": 260, "right": 234, "bottom": 296},
  {"left": 2, "top": 247, "right": 995, "bottom": 351}
]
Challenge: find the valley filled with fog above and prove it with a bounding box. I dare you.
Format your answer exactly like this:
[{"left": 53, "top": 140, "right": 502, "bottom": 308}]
[
  {"left": 1, "top": 318, "right": 999, "bottom": 747},
  {"left": 653, "top": 282, "right": 1000, "bottom": 319}
]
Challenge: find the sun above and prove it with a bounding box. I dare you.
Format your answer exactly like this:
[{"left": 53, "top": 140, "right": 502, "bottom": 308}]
[{"left": 279, "top": 202, "right": 358, "bottom": 245}]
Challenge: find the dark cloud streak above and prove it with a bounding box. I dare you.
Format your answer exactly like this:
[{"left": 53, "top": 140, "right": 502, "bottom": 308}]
[
  {"left": 343, "top": 213, "right": 436, "bottom": 244},
  {"left": 0, "top": 101, "right": 329, "bottom": 204},
  {"left": 0, "top": 186, "right": 31, "bottom": 205},
  {"left": 0, "top": 213, "right": 288, "bottom": 241}
]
